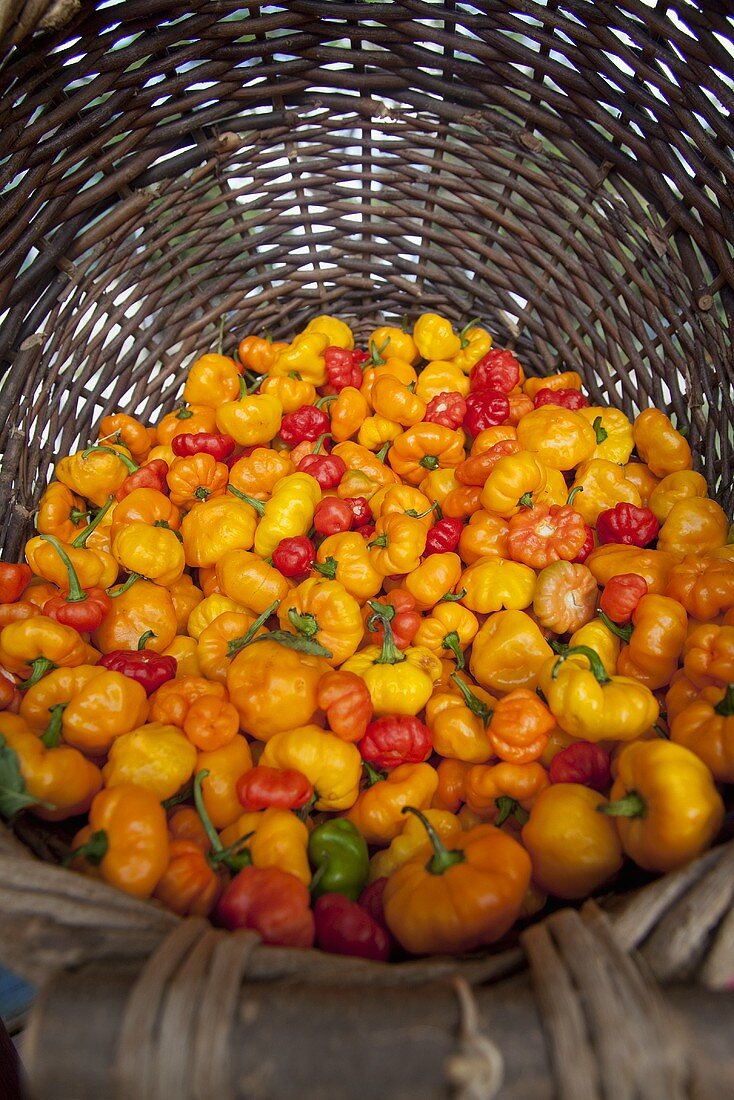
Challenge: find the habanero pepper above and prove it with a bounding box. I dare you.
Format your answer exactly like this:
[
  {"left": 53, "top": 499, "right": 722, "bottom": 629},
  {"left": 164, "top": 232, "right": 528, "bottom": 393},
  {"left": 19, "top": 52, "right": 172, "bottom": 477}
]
[
  {"left": 0, "top": 564, "right": 32, "bottom": 604},
  {"left": 596, "top": 503, "right": 659, "bottom": 547},
  {"left": 424, "top": 391, "right": 467, "bottom": 429},
  {"left": 171, "top": 432, "right": 235, "bottom": 461},
  {"left": 315, "top": 533, "right": 383, "bottom": 603},
  {"left": 462, "top": 390, "right": 510, "bottom": 436},
  {"left": 424, "top": 517, "right": 463, "bottom": 556},
  {"left": 99, "top": 633, "right": 177, "bottom": 694},
  {"left": 598, "top": 573, "right": 648, "bottom": 623},
  {"left": 217, "top": 865, "right": 315, "bottom": 947},
  {"left": 470, "top": 348, "right": 522, "bottom": 394},
  {"left": 359, "top": 715, "right": 432, "bottom": 770},
  {"left": 533, "top": 388, "right": 589, "bottom": 410},
  {"left": 548, "top": 742, "right": 611, "bottom": 792},
  {"left": 280, "top": 403, "right": 331, "bottom": 445},
  {"left": 316, "top": 670, "right": 373, "bottom": 743},
  {"left": 236, "top": 765, "right": 313, "bottom": 812},
  {"left": 314, "top": 893, "right": 390, "bottom": 962},
  {"left": 272, "top": 536, "right": 316, "bottom": 578},
  {"left": 313, "top": 496, "right": 354, "bottom": 536}
]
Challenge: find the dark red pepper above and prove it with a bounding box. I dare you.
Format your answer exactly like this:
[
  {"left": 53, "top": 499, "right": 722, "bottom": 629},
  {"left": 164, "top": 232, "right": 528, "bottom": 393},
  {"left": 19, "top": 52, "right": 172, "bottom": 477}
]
[
  {"left": 599, "top": 573, "right": 648, "bottom": 622},
  {"left": 424, "top": 516, "right": 463, "bottom": 556},
  {"left": 297, "top": 452, "right": 347, "bottom": 489},
  {"left": 313, "top": 893, "right": 390, "bottom": 962},
  {"left": 99, "top": 632, "right": 177, "bottom": 694},
  {"left": 280, "top": 404, "right": 331, "bottom": 445},
  {"left": 236, "top": 765, "right": 313, "bottom": 812},
  {"left": 366, "top": 590, "right": 421, "bottom": 649},
  {"left": 343, "top": 497, "right": 372, "bottom": 528},
  {"left": 470, "top": 348, "right": 521, "bottom": 394},
  {"left": 359, "top": 715, "right": 432, "bottom": 769},
  {"left": 313, "top": 497, "right": 354, "bottom": 536},
  {"left": 596, "top": 503, "right": 659, "bottom": 548},
  {"left": 357, "top": 524, "right": 376, "bottom": 542},
  {"left": 424, "top": 392, "right": 467, "bottom": 429},
  {"left": 271, "top": 536, "right": 316, "bottom": 578},
  {"left": 549, "top": 741, "right": 611, "bottom": 793},
  {"left": 171, "top": 432, "right": 236, "bottom": 460},
  {"left": 0, "top": 563, "right": 32, "bottom": 604},
  {"left": 533, "top": 388, "right": 590, "bottom": 410},
  {"left": 571, "top": 524, "right": 595, "bottom": 563},
  {"left": 358, "top": 877, "right": 390, "bottom": 931},
  {"left": 462, "top": 390, "right": 510, "bottom": 436},
  {"left": 114, "top": 459, "right": 168, "bottom": 502},
  {"left": 324, "top": 346, "right": 368, "bottom": 391}
]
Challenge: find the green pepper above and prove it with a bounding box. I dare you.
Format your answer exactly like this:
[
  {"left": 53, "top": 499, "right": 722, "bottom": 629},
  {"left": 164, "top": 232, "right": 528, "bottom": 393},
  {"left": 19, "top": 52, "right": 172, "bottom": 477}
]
[{"left": 307, "top": 819, "right": 369, "bottom": 901}]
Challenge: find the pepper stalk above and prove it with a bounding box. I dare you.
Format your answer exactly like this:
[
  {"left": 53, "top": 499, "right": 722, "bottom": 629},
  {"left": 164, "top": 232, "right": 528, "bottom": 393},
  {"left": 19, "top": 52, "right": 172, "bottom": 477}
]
[{"left": 402, "top": 806, "right": 465, "bottom": 875}]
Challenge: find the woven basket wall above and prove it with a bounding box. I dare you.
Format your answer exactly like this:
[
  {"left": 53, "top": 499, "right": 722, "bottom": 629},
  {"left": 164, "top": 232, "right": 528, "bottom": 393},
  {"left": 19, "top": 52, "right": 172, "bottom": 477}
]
[{"left": 1, "top": 3, "right": 734, "bottom": 1098}]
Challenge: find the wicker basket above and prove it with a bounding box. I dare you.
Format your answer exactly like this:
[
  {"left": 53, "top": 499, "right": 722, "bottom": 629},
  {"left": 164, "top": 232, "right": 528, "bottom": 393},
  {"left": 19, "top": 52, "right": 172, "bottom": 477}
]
[{"left": 1, "top": 3, "right": 734, "bottom": 1097}]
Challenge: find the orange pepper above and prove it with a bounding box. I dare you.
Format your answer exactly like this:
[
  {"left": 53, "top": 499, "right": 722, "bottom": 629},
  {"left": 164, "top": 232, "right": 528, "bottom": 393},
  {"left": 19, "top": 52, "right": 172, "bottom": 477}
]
[
  {"left": 617, "top": 594, "right": 688, "bottom": 690},
  {"left": 632, "top": 409, "right": 692, "bottom": 478},
  {"left": 94, "top": 579, "right": 178, "bottom": 654},
  {"left": 316, "top": 669, "right": 373, "bottom": 743},
  {"left": 683, "top": 623, "right": 734, "bottom": 688},
  {"left": 331, "top": 442, "right": 397, "bottom": 488},
  {"left": 167, "top": 575, "right": 204, "bottom": 633},
  {"left": 36, "top": 483, "right": 89, "bottom": 544},
  {"left": 329, "top": 386, "right": 371, "bottom": 443},
  {"left": 156, "top": 404, "right": 217, "bottom": 445},
  {"left": 196, "top": 735, "right": 254, "bottom": 829},
  {"left": 670, "top": 682, "right": 734, "bottom": 783},
  {"left": 458, "top": 510, "right": 510, "bottom": 565},
  {"left": 215, "top": 549, "right": 291, "bottom": 614},
  {"left": 149, "top": 676, "right": 228, "bottom": 726},
  {"left": 506, "top": 392, "right": 534, "bottom": 425},
  {"left": 98, "top": 413, "right": 153, "bottom": 464},
  {"left": 455, "top": 439, "right": 520, "bottom": 485},
  {"left": 488, "top": 689, "right": 556, "bottom": 764},
  {"left": 624, "top": 462, "right": 660, "bottom": 506},
  {"left": 228, "top": 447, "right": 294, "bottom": 500},
  {"left": 523, "top": 372, "right": 583, "bottom": 398},
  {"left": 665, "top": 668, "right": 708, "bottom": 723},
  {"left": 387, "top": 424, "right": 466, "bottom": 486},
  {"left": 238, "top": 334, "right": 287, "bottom": 373},
  {"left": 109, "top": 487, "right": 181, "bottom": 540},
  {"left": 196, "top": 610, "right": 268, "bottom": 683},
  {"left": 470, "top": 425, "right": 517, "bottom": 455},
  {"left": 166, "top": 453, "right": 229, "bottom": 508},
  {"left": 431, "top": 758, "right": 472, "bottom": 812},
  {"left": 648, "top": 471, "right": 708, "bottom": 523},
  {"left": 441, "top": 485, "right": 483, "bottom": 519},
  {"left": 464, "top": 761, "right": 550, "bottom": 826},
  {"left": 667, "top": 556, "right": 734, "bottom": 621},
  {"left": 586, "top": 544, "right": 680, "bottom": 595},
  {"left": 182, "top": 695, "right": 240, "bottom": 751}
]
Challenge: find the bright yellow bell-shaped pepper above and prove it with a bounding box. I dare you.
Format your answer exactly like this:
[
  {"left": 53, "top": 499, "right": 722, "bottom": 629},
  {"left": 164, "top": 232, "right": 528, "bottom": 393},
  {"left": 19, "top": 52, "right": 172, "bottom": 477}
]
[
  {"left": 252, "top": 472, "right": 321, "bottom": 558},
  {"left": 112, "top": 521, "right": 185, "bottom": 587},
  {"left": 369, "top": 808, "right": 461, "bottom": 880},
  {"left": 303, "top": 314, "right": 354, "bottom": 350},
  {"left": 516, "top": 407, "right": 596, "bottom": 471},
  {"left": 569, "top": 459, "right": 641, "bottom": 524},
  {"left": 219, "top": 807, "right": 311, "bottom": 886},
  {"left": 180, "top": 496, "right": 258, "bottom": 568},
  {"left": 480, "top": 451, "right": 548, "bottom": 517},
  {"left": 459, "top": 557, "right": 536, "bottom": 614},
  {"left": 102, "top": 722, "right": 197, "bottom": 801},
  {"left": 470, "top": 610, "right": 553, "bottom": 694},
  {"left": 269, "top": 332, "right": 330, "bottom": 385},
  {"left": 577, "top": 407, "right": 634, "bottom": 464},
  {"left": 215, "top": 379, "right": 283, "bottom": 446},
  {"left": 261, "top": 725, "right": 362, "bottom": 811}
]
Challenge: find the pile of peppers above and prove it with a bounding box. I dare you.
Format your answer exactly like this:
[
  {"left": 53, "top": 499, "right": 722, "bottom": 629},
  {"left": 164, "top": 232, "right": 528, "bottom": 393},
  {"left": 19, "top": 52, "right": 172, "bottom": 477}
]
[{"left": 0, "top": 309, "right": 732, "bottom": 960}]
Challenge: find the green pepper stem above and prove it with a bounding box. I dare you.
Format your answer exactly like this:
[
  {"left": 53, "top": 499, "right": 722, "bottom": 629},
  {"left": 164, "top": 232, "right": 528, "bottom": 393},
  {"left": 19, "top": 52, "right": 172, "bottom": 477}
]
[
  {"left": 363, "top": 760, "right": 386, "bottom": 787},
  {"left": 405, "top": 503, "right": 439, "bottom": 519},
  {"left": 402, "top": 806, "right": 465, "bottom": 875},
  {"left": 315, "top": 395, "right": 338, "bottom": 409},
  {"left": 517, "top": 492, "right": 534, "bottom": 509},
  {"left": 442, "top": 631, "right": 465, "bottom": 670},
  {"left": 226, "top": 600, "right": 281, "bottom": 657},
  {"left": 38, "top": 534, "right": 87, "bottom": 602},
  {"left": 252, "top": 630, "right": 333, "bottom": 658},
  {"left": 288, "top": 609, "right": 319, "bottom": 639},
  {"left": 376, "top": 441, "right": 391, "bottom": 463},
  {"left": 458, "top": 317, "right": 481, "bottom": 348},
  {"left": 551, "top": 645, "right": 610, "bottom": 684},
  {"left": 70, "top": 507, "right": 92, "bottom": 525},
  {"left": 597, "top": 610, "right": 633, "bottom": 644},
  {"left": 549, "top": 638, "right": 569, "bottom": 656},
  {"left": 242, "top": 372, "right": 266, "bottom": 395},
  {"left": 439, "top": 588, "right": 466, "bottom": 604},
  {"left": 450, "top": 672, "right": 492, "bottom": 726},
  {"left": 82, "top": 445, "right": 138, "bottom": 474},
  {"left": 20, "top": 657, "right": 56, "bottom": 691},
  {"left": 367, "top": 533, "right": 388, "bottom": 549},
  {"left": 138, "top": 630, "right": 156, "bottom": 651},
  {"left": 566, "top": 485, "right": 584, "bottom": 507},
  {"left": 313, "top": 432, "right": 332, "bottom": 455},
  {"left": 308, "top": 857, "right": 330, "bottom": 895},
  {"left": 226, "top": 484, "right": 266, "bottom": 514},
  {"left": 176, "top": 404, "right": 193, "bottom": 420},
  {"left": 313, "top": 557, "right": 338, "bottom": 580},
  {"left": 494, "top": 796, "right": 529, "bottom": 827},
  {"left": 71, "top": 496, "right": 115, "bottom": 548},
  {"left": 65, "top": 829, "right": 108, "bottom": 868},
  {"left": 368, "top": 337, "right": 390, "bottom": 366},
  {"left": 592, "top": 416, "right": 608, "bottom": 444},
  {"left": 367, "top": 600, "right": 406, "bottom": 665},
  {"left": 107, "top": 572, "right": 142, "bottom": 597},
  {"left": 714, "top": 684, "right": 734, "bottom": 717},
  {"left": 193, "top": 769, "right": 223, "bottom": 852},
  {"left": 41, "top": 703, "right": 67, "bottom": 749},
  {"left": 419, "top": 454, "right": 439, "bottom": 470},
  {"left": 598, "top": 791, "right": 646, "bottom": 819}
]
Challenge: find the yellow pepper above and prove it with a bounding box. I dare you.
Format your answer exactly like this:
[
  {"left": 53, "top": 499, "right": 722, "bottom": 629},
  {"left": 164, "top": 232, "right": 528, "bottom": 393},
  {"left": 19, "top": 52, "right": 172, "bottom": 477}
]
[
  {"left": 369, "top": 808, "right": 461, "bottom": 881},
  {"left": 601, "top": 740, "right": 723, "bottom": 872},
  {"left": 369, "top": 326, "right": 418, "bottom": 364},
  {"left": 404, "top": 552, "right": 463, "bottom": 611},
  {"left": 450, "top": 324, "right": 493, "bottom": 374},
  {"left": 368, "top": 513, "right": 427, "bottom": 576},
  {"left": 459, "top": 557, "right": 536, "bottom": 613},
  {"left": 523, "top": 372, "right": 582, "bottom": 399},
  {"left": 180, "top": 495, "right": 257, "bottom": 568},
  {"left": 346, "top": 762, "right": 439, "bottom": 845},
  {"left": 56, "top": 444, "right": 136, "bottom": 506},
  {"left": 259, "top": 374, "right": 317, "bottom": 413},
  {"left": 25, "top": 533, "right": 117, "bottom": 592},
  {"left": 183, "top": 353, "right": 241, "bottom": 407},
  {"left": 624, "top": 462, "right": 660, "bottom": 506},
  {"left": 0, "top": 616, "right": 88, "bottom": 686},
  {"left": 277, "top": 577, "right": 362, "bottom": 666},
  {"left": 535, "top": 466, "right": 570, "bottom": 509},
  {"left": 303, "top": 314, "right": 354, "bottom": 350},
  {"left": 219, "top": 807, "right": 311, "bottom": 886},
  {"left": 215, "top": 374, "right": 283, "bottom": 446},
  {"left": 480, "top": 451, "right": 548, "bottom": 517},
  {"left": 516, "top": 407, "right": 596, "bottom": 471},
  {"left": 164, "top": 636, "right": 201, "bottom": 678},
  {"left": 261, "top": 725, "right": 362, "bottom": 811},
  {"left": 227, "top": 638, "right": 329, "bottom": 741},
  {"left": 419, "top": 468, "right": 461, "bottom": 508},
  {"left": 195, "top": 735, "right": 254, "bottom": 828},
  {"left": 657, "top": 498, "right": 728, "bottom": 557},
  {"left": 586, "top": 544, "right": 681, "bottom": 595},
  {"left": 167, "top": 575, "right": 203, "bottom": 633},
  {"left": 112, "top": 521, "right": 185, "bottom": 587},
  {"left": 0, "top": 712, "right": 102, "bottom": 821},
  {"left": 269, "top": 331, "right": 329, "bottom": 385},
  {"left": 632, "top": 408, "right": 692, "bottom": 478},
  {"left": 371, "top": 376, "right": 426, "bottom": 427},
  {"left": 314, "top": 533, "right": 383, "bottom": 602},
  {"left": 577, "top": 407, "right": 634, "bottom": 463},
  {"left": 370, "top": 484, "right": 434, "bottom": 525},
  {"left": 94, "top": 579, "right": 177, "bottom": 654},
  {"left": 332, "top": 441, "right": 397, "bottom": 489},
  {"left": 102, "top": 722, "right": 197, "bottom": 801},
  {"left": 569, "top": 617, "right": 620, "bottom": 675},
  {"left": 470, "top": 610, "right": 553, "bottom": 694},
  {"left": 414, "top": 360, "right": 470, "bottom": 402},
  {"left": 539, "top": 645, "right": 659, "bottom": 742},
  {"left": 648, "top": 471, "right": 709, "bottom": 523},
  {"left": 36, "top": 482, "right": 89, "bottom": 543},
  {"left": 251, "top": 473, "right": 321, "bottom": 558},
  {"left": 426, "top": 675, "right": 495, "bottom": 764},
  {"left": 215, "top": 548, "right": 292, "bottom": 615},
  {"left": 569, "top": 459, "right": 641, "bottom": 524},
  {"left": 187, "top": 594, "right": 248, "bottom": 640},
  {"left": 413, "top": 312, "right": 462, "bottom": 361},
  {"left": 357, "top": 414, "right": 403, "bottom": 452},
  {"left": 413, "top": 602, "right": 479, "bottom": 664},
  {"left": 342, "top": 601, "right": 441, "bottom": 716}
]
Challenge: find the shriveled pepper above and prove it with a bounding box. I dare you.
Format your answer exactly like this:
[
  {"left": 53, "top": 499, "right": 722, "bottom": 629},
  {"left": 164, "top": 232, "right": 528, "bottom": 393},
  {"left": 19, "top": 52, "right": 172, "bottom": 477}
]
[
  {"left": 470, "top": 610, "right": 553, "bottom": 694},
  {"left": 596, "top": 502, "right": 659, "bottom": 547},
  {"left": 383, "top": 808, "right": 531, "bottom": 955},
  {"left": 632, "top": 408, "right": 692, "bottom": 478},
  {"left": 261, "top": 724, "right": 362, "bottom": 811},
  {"left": 470, "top": 347, "right": 522, "bottom": 394},
  {"left": 0, "top": 713, "right": 102, "bottom": 821},
  {"left": 346, "top": 762, "right": 439, "bottom": 845},
  {"left": 600, "top": 740, "right": 723, "bottom": 872},
  {"left": 69, "top": 784, "right": 169, "bottom": 899},
  {"left": 522, "top": 784, "right": 623, "bottom": 899},
  {"left": 308, "top": 818, "right": 370, "bottom": 900}
]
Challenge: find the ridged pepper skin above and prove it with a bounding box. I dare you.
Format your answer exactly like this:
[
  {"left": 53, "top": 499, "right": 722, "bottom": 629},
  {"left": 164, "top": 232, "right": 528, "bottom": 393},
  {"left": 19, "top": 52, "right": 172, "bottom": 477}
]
[
  {"left": 261, "top": 725, "right": 362, "bottom": 811},
  {"left": 670, "top": 683, "right": 734, "bottom": 783},
  {"left": 346, "top": 763, "right": 439, "bottom": 845},
  {"left": 227, "top": 639, "right": 330, "bottom": 741}
]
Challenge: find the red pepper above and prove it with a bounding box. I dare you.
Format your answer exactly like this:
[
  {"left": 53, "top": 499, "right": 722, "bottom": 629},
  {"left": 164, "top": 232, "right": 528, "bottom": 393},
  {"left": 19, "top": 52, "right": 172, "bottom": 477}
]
[
  {"left": 599, "top": 573, "right": 648, "bottom": 622},
  {"left": 236, "top": 765, "right": 313, "bottom": 812},
  {"left": 0, "top": 671, "right": 19, "bottom": 712},
  {"left": 571, "top": 525, "right": 595, "bottom": 563},
  {"left": 324, "top": 346, "right": 368, "bottom": 391},
  {"left": 596, "top": 503, "right": 659, "bottom": 547},
  {"left": 272, "top": 536, "right": 316, "bottom": 578},
  {"left": 313, "top": 497, "right": 354, "bottom": 536},
  {"left": 357, "top": 524, "right": 376, "bottom": 542},
  {"left": 424, "top": 516, "right": 463, "bottom": 556},
  {"left": 45, "top": 587, "right": 111, "bottom": 632},
  {"left": 359, "top": 715, "right": 432, "bottom": 769},
  {"left": 297, "top": 452, "right": 347, "bottom": 489},
  {"left": 317, "top": 670, "right": 373, "bottom": 743},
  {"left": 171, "top": 432, "right": 236, "bottom": 460},
  {"left": 533, "top": 388, "right": 589, "bottom": 410},
  {"left": 0, "top": 564, "right": 32, "bottom": 604},
  {"left": 462, "top": 390, "right": 510, "bottom": 436},
  {"left": 424, "top": 392, "right": 467, "bottom": 429},
  {"left": 115, "top": 459, "right": 168, "bottom": 502},
  {"left": 549, "top": 741, "right": 611, "bottom": 793},
  {"left": 470, "top": 348, "right": 521, "bottom": 394},
  {"left": 358, "top": 876, "right": 389, "bottom": 931},
  {"left": 217, "top": 865, "right": 315, "bottom": 947},
  {"left": 343, "top": 497, "right": 372, "bottom": 528},
  {"left": 313, "top": 893, "right": 390, "bottom": 962},
  {"left": 280, "top": 404, "right": 331, "bottom": 445},
  {"left": 366, "top": 590, "right": 421, "bottom": 649},
  {"left": 99, "top": 633, "right": 177, "bottom": 694}
]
